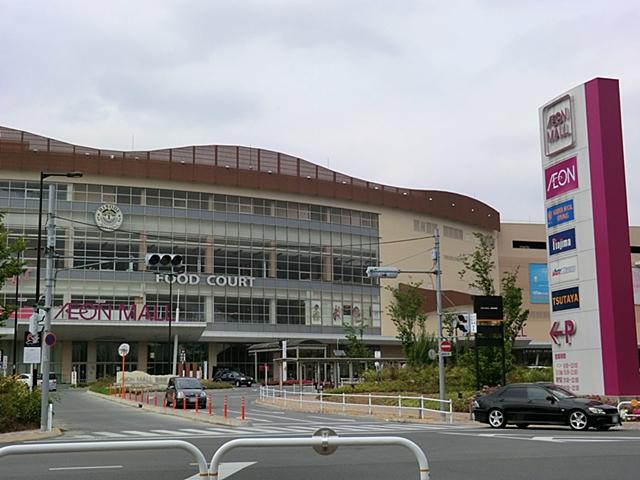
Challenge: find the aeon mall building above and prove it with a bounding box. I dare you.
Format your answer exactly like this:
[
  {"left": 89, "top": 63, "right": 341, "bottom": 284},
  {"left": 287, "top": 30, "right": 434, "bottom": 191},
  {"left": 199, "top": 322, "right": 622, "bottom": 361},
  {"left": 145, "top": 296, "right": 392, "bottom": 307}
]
[{"left": 0, "top": 125, "right": 499, "bottom": 383}]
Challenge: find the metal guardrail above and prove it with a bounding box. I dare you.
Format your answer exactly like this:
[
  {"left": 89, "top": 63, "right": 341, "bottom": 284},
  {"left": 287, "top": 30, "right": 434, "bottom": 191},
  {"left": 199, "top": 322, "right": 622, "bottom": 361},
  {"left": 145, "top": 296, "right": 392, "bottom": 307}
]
[
  {"left": 618, "top": 401, "right": 640, "bottom": 420},
  {"left": 260, "top": 386, "right": 453, "bottom": 423},
  {"left": 0, "top": 440, "right": 209, "bottom": 476},
  {"left": 0, "top": 431, "right": 430, "bottom": 479},
  {"left": 209, "top": 431, "right": 430, "bottom": 479}
]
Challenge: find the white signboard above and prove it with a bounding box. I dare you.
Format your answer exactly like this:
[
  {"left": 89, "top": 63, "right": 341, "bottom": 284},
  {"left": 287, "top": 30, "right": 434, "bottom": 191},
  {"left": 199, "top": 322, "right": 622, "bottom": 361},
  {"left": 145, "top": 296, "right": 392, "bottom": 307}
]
[{"left": 549, "top": 256, "right": 580, "bottom": 286}]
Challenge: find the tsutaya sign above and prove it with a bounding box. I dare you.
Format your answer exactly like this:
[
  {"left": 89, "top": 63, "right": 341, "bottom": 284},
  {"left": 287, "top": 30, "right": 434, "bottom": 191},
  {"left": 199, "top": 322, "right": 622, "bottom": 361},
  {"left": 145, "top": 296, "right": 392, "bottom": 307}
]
[
  {"left": 155, "top": 273, "right": 255, "bottom": 288},
  {"left": 540, "top": 78, "right": 640, "bottom": 396}
]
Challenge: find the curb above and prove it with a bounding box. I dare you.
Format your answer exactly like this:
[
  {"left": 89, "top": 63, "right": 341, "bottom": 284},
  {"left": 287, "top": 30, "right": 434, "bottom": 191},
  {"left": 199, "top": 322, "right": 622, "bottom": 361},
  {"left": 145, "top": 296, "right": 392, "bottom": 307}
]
[
  {"left": 86, "top": 390, "right": 251, "bottom": 427},
  {"left": 0, "top": 427, "right": 63, "bottom": 444}
]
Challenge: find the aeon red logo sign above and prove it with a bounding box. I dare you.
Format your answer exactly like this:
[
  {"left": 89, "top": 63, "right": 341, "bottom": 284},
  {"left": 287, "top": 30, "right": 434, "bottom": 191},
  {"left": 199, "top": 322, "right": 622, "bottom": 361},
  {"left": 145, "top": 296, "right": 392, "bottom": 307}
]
[{"left": 545, "top": 156, "right": 578, "bottom": 200}]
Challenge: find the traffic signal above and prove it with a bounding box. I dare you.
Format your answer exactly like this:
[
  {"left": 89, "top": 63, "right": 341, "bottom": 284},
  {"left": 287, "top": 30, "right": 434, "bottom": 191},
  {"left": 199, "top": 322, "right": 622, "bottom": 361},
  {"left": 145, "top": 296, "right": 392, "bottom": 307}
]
[
  {"left": 456, "top": 314, "right": 469, "bottom": 335},
  {"left": 455, "top": 313, "right": 477, "bottom": 336},
  {"left": 144, "top": 253, "right": 184, "bottom": 268}
]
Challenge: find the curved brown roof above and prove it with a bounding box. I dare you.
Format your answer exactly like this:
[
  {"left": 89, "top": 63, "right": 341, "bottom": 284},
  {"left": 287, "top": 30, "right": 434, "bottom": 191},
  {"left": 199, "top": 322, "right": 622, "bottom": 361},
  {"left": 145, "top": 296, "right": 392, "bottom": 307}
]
[{"left": 0, "top": 126, "right": 499, "bottom": 230}]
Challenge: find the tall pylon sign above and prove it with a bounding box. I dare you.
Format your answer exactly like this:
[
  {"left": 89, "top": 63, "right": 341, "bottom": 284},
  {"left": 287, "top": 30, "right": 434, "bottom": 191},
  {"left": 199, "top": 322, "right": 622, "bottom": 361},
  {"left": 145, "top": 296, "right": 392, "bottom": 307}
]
[{"left": 540, "top": 78, "right": 640, "bottom": 396}]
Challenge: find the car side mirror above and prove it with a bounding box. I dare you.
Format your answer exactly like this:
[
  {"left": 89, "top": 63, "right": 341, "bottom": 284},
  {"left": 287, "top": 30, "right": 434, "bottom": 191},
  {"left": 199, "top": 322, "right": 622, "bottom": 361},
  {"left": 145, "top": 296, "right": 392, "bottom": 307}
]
[{"left": 546, "top": 395, "right": 555, "bottom": 403}]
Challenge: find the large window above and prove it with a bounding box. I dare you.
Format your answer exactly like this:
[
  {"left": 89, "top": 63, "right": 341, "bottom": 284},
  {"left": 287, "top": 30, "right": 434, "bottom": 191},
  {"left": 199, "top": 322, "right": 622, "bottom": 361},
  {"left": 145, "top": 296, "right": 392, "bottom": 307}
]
[
  {"left": 276, "top": 299, "right": 305, "bottom": 325},
  {"left": 96, "top": 341, "right": 138, "bottom": 379},
  {"left": 213, "top": 297, "right": 269, "bottom": 324}
]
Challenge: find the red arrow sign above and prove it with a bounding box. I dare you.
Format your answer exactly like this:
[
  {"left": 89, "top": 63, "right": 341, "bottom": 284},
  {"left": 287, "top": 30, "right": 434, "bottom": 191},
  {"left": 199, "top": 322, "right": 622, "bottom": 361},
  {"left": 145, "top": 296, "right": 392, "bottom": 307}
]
[{"left": 550, "top": 320, "right": 576, "bottom": 345}]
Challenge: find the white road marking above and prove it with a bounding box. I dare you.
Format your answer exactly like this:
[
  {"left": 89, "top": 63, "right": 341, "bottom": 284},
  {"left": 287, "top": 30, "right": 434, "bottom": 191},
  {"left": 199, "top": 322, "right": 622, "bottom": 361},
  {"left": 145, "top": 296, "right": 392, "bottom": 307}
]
[
  {"left": 120, "top": 430, "right": 162, "bottom": 436},
  {"left": 184, "top": 461, "right": 256, "bottom": 480},
  {"left": 92, "top": 431, "right": 128, "bottom": 438},
  {"left": 150, "top": 429, "right": 188, "bottom": 435},
  {"left": 50, "top": 465, "right": 122, "bottom": 471},
  {"left": 307, "top": 415, "right": 357, "bottom": 422}
]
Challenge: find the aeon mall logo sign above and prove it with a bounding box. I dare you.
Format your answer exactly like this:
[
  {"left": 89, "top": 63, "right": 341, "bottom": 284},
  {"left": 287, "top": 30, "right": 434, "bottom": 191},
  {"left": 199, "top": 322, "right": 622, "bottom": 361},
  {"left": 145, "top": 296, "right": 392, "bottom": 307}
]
[
  {"left": 545, "top": 156, "right": 578, "bottom": 200},
  {"left": 543, "top": 94, "right": 575, "bottom": 156}
]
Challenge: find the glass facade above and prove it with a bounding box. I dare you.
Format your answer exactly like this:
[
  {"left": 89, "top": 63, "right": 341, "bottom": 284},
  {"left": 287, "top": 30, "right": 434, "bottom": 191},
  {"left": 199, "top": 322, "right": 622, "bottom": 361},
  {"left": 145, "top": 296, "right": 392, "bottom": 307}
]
[{"left": 0, "top": 179, "right": 382, "bottom": 376}]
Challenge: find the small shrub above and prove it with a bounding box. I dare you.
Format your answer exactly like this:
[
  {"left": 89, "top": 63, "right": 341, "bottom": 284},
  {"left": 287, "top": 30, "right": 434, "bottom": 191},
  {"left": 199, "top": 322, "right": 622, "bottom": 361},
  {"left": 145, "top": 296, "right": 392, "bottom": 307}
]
[
  {"left": 507, "top": 366, "right": 553, "bottom": 384},
  {"left": 201, "top": 380, "right": 233, "bottom": 390},
  {"left": 0, "top": 376, "right": 41, "bottom": 433},
  {"left": 87, "top": 376, "right": 116, "bottom": 395}
]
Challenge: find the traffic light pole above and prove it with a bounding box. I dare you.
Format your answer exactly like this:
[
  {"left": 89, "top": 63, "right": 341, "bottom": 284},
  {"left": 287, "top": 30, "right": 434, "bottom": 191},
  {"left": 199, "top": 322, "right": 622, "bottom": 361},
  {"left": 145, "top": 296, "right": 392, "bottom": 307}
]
[
  {"left": 40, "top": 184, "right": 55, "bottom": 432},
  {"left": 434, "top": 227, "right": 446, "bottom": 419}
]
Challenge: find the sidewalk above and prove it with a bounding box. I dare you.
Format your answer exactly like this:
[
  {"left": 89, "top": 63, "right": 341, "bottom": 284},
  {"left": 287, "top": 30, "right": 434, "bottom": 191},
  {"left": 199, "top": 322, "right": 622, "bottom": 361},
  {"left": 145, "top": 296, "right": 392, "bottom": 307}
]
[
  {"left": 0, "top": 428, "right": 62, "bottom": 444},
  {"left": 87, "top": 390, "right": 251, "bottom": 427}
]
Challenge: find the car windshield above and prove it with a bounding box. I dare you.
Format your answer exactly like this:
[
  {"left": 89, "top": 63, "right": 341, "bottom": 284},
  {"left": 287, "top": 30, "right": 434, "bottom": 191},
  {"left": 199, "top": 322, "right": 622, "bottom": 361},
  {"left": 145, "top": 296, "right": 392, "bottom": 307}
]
[
  {"left": 546, "top": 385, "right": 577, "bottom": 399},
  {"left": 175, "top": 378, "right": 202, "bottom": 389}
]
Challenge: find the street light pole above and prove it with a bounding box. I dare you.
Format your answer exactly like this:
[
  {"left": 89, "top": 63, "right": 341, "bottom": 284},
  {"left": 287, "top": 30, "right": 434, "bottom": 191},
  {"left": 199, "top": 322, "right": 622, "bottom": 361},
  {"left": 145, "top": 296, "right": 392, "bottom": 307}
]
[
  {"left": 32, "top": 171, "right": 82, "bottom": 432},
  {"left": 434, "top": 227, "right": 446, "bottom": 417},
  {"left": 11, "top": 252, "right": 20, "bottom": 375},
  {"left": 40, "top": 184, "right": 55, "bottom": 431}
]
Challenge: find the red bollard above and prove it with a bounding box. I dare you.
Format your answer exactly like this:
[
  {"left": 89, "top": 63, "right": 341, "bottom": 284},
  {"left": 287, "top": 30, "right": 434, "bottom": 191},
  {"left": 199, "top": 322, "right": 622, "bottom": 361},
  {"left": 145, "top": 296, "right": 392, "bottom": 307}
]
[
  {"left": 128, "top": 388, "right": 132, "bottom": 401},
  {"left": 183, "top": 397, "right": 186, "bottom": 411},
  {"left": 224, "top": 396, "right": 228, "bottom": 418},
  {"left": 172, "top": 395, "right": 176, "bottom": 409},
  {"left": 147, "top": 391, "right": 150, "bottom": 405},
  {"left": 208, "top": 396, "right": 212, "bottom": 416},
  {"left": 241, "top": 396, "right": 245, "bottom": 421},
  {"left": 154, "top": 392, "right": 158, "bottom": 407}
]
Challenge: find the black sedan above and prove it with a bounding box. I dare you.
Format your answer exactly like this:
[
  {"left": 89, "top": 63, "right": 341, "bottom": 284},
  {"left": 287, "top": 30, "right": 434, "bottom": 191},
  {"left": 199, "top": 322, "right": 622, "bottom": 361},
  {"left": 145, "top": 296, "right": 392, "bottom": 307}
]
[
  {"left": 214, "top": 370, "right": 254, "bottom": 387},
  {"left": 165, "top": 377, "right": 207, "bottom": 409},
  {"left": 472, "top": 383, "right": 620, "bottom": 431}
]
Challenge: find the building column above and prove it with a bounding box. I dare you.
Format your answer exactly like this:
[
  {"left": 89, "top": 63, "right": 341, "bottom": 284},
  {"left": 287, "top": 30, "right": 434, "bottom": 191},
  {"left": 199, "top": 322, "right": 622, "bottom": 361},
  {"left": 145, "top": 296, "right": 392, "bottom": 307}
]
[
  {"left": 61, "top": 341, "right": 72, "bottom": 384},
  {"left": 64, "top": 227, "right": 74, "bottom": 269},
  {"left": 137, "top": 342, "right": 148, "bottom": 373},
  {"left": 322, "top": 246, "right": 333, "bottom": 282},
  {"left": 87, "top": 341, "right": 97, "bottom": 382},
  {"left": 270, "top": 298, "right": 277, "bottom": 324},
  {"left": 204, "top": 235, "right": 214, "bottom": 273},
  {"left": 269, "top": 241, "right": 277, "bottom": 278},
  {"left": 139, "top": 234, "right": 147, "bottom": 272}
]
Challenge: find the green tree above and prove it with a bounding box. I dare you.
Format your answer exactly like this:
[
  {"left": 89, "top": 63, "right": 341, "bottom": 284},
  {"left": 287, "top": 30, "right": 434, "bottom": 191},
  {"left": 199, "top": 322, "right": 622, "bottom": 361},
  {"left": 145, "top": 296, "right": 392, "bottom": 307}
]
[
  {"left": 343, "top": 323, "right": 372, "bottom": 358},
  {"left": 0, "top": 212, "right": 25, "bottom": 327},
  {"left": 386, "top": 282, "right": 433, "bottom": 366},
  {"left": 458, "top": 232, "right": 496, "bottom": 295},
  {"left": 458, "top": 232, "right": 529, "bottom": 386},
  {"left": 501, "top": 268, "right": 529, "bottom": 344}
]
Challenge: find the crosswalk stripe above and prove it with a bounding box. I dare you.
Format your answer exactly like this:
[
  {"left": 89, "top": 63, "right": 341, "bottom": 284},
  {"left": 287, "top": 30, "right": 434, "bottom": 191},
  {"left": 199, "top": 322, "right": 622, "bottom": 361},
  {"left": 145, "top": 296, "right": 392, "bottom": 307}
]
[
  {"left": 93, "top": 432, "right": 128, "bottom": 438},
  {"left": 178, "top": 428, "right": 221, "bottom": 435},
  {"left": 120, "top": 430, "right": 162, "bottom": 436},
  {"left": 149, "top": 429, "right": 187, "bottom": 436}
]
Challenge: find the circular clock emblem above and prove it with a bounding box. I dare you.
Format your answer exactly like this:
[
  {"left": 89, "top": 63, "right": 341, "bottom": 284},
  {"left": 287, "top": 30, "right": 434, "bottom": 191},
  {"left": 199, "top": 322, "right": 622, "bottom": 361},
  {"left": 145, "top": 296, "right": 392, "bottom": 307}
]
[{"left": 95, "top": 204, "right": 123, "bottom": 231}]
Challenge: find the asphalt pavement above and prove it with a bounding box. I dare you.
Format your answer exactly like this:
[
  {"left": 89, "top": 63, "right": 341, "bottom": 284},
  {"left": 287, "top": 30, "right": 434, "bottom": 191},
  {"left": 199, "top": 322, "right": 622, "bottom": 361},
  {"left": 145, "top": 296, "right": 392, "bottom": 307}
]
[{"left": 2, "top": 387, "right": 640, "bottom": 479}]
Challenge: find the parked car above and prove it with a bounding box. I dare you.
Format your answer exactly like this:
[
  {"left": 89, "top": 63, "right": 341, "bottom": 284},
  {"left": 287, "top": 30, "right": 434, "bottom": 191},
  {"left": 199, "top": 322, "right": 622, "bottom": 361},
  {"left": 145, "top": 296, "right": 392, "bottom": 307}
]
[
  {"left": 214, "top": 370, "right": 253, "bottom": 387},
  {"left": 165, "top": 377, "right": 207, "bottom": 408},
  {"left": 37, "top": 373, "right": 57, "bottom": 391},
  {"left": 472, "top": 383, "right": 621, "bottom": 431},
  {"left": 17, "top": 373, "right": 33, "bottom": 388}
]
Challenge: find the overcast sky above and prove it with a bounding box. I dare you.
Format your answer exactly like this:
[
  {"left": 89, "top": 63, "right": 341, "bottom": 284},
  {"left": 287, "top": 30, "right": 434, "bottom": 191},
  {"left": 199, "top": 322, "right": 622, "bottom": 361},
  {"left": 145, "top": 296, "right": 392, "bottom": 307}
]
[{"left": 1, "top": 0, "right": 639, "bottom": 224}]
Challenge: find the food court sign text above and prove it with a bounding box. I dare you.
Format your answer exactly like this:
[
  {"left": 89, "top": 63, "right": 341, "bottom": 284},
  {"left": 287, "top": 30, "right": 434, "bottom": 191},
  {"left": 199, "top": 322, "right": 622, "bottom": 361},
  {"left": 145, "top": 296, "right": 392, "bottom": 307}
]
[{"left": 155, "top": 273, "right": 255, "bottom": 288}]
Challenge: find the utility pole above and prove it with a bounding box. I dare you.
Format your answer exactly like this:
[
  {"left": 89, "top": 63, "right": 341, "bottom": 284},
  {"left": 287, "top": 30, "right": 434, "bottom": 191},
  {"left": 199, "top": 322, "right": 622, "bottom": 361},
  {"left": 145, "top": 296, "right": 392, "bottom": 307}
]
[
  {"left": 434, "top": 227, "right": 446, "bottom": 419},
  {"left": 40, "top": 184, "right": 55, "bottom": 431}
]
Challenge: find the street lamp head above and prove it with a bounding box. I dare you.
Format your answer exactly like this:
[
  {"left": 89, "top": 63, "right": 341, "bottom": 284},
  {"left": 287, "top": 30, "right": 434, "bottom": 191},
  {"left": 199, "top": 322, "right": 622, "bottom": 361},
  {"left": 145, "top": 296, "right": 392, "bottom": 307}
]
[{"left": 41, "top": 171, "right": 84, "bottom": 180}]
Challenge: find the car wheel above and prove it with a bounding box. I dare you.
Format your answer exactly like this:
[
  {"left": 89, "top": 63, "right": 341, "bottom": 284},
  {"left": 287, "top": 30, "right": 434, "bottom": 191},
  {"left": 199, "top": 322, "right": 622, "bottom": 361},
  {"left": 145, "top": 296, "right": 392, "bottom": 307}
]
[
  {"left": 516, "top": 424, "right": 529, "bottom": 429},
  {"left": 488, "top": 408, "right": 506, "bottom": 428},
  {"left": 596, "top": 425, "right": 611, "bottom": 431},
  {"left": 235, "top": 380, "right": 240, "bottom": 387},
  {"left": 569, "top": 410, "right": 589, "bottom": 431}
]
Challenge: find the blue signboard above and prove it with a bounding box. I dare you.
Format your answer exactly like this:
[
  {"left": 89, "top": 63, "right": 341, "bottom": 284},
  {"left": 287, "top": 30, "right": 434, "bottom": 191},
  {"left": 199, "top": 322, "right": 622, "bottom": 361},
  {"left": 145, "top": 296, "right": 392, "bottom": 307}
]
[
  {"left": 547, "top": 199, "right": 575, "bottom": 228},
  {"left": 529, "top": 264, "right": 549, "bottom": 304},
  {"left": 548, "top": 228, "right": 576, "bottom": 256}
]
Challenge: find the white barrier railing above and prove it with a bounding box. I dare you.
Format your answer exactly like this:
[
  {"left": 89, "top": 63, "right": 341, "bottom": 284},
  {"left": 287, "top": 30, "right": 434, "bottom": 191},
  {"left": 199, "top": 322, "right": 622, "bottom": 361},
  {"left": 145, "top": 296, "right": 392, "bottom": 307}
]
[
  {"left": 618, "top": 401, "right": 640, "bottom": 420},
  {"left": 0, "top": 432, "right": 430, "bottom": 479},
  {"left": 259, "top": 386, "right": 453, "bottom": 423}
]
